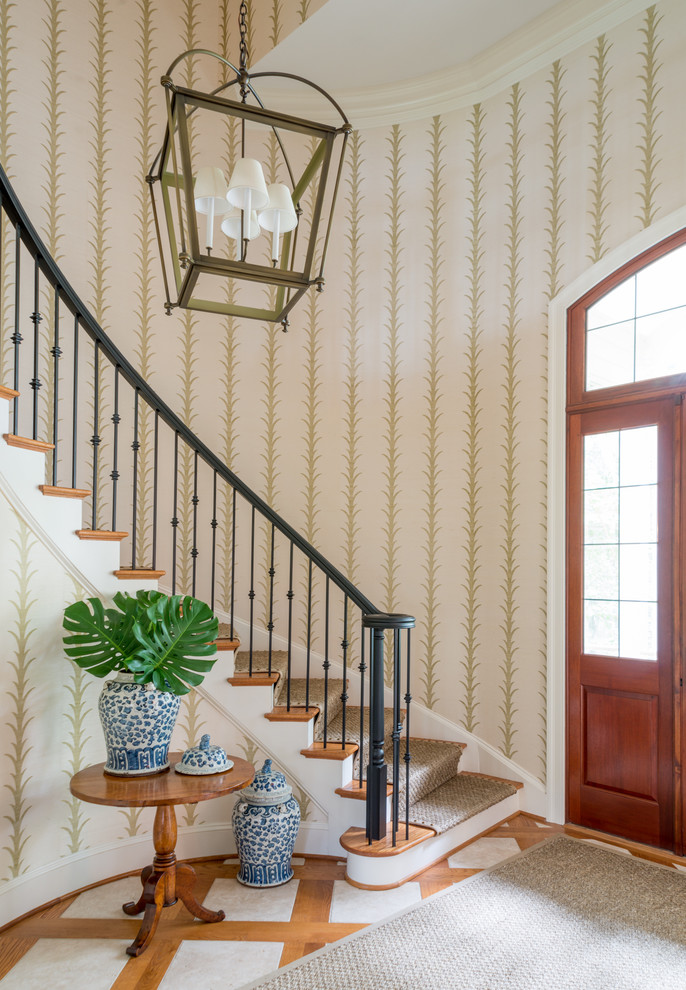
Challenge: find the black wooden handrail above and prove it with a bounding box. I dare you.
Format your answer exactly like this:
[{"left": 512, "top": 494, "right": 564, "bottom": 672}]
[{"left": 0, "top": 163, "right": 376, "bottom": 615}]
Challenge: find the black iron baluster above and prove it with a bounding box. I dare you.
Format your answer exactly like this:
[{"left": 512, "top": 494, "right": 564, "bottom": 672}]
[
  {"left": 71, "top": 315, "right": 79, "bottom": 489},
  {"left": 287, "top": 541, "right": 294, "bottom": 711},
  {"left": 131, "top": 388, "right": 140, "bottom": 567},
  {"left": 30, "top": 256, "right": 42, "bottom": 440},
  {"left": 51, "top": 286, "right": 61, "bottom": 485},
  {"left": 210, "top": 470, "right": 218, "bottom": 611},
  {"left": 11, "top": 223, "right": 21, "bottom": 432},
  {"left": 248, "top": 505, "right": 255, "bottom": 674},
  {"left": 323, "top": 577, "right": 330, "bottom": 747},
  {"left": 267, "top": 523, "right": 275, "bottom": 676},
  {"left": 305, "top": 558, "right": 312, "bottom": 711},
  {"left": 230, "top": 487, "right": 236, "bottom": 638},
  {"left": 91, "top": 342, "right": 100, "bottom": 530},
  {"left": 152, "top": 410, "right": 159, "bottom": 570},
  {"left": 392, "top": 628, "right": 402, "bottom": 845},
  {"left": 171, "top": 430, "right": 179, "bottom": 593},
  {"left": 110, "top": 367, "right": 120, "bottom": 531},
  {"left": 404, "top": 628, "right": 412, "bottom": 840},
  {"left": 191, "top": 449, "right": 199, "bottom": 596},
  {"left": 358, "top": 620, "right": 366, "bottom": 789},
  {"left": 341, "top": 597, "right": 349, "bottom": 751}
]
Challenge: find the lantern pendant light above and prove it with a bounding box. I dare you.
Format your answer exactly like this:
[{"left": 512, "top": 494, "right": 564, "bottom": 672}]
[{"left": 147, "top": 0, "right": 351, "bottom": 330}]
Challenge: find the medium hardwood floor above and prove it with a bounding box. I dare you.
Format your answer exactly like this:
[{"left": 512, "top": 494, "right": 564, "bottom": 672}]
[{"left": 2, "top": 814, "right": 683, "bottom": 989}]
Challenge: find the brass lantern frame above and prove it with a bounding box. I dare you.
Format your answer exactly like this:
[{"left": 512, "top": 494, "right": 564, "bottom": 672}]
[{"left": 147, "top": 49, "right": 351, "bottom": 327}]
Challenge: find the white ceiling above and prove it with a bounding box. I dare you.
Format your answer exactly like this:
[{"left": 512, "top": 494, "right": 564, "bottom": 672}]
[
  {"left": 257, "top": 0, "right": 565, "bottom": 92},
  {"left": 252, "top": 0, "right": 649, "bottom": 127}
]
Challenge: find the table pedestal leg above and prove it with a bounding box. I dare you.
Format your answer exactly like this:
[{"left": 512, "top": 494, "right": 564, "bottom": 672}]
[
  {"left": 176, "top": 862, "right": 225, "bottom": 923},
  {"left": 122, "top": 803, "right": 225, "bottom": 957},
  {"left": 124, "top": 804, "right": 178, "bottom": 957}
]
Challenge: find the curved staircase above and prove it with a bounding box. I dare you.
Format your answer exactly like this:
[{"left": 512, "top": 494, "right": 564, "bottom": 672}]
[{"left": 0, "top": 164, "right": 525, "bottom": 900}]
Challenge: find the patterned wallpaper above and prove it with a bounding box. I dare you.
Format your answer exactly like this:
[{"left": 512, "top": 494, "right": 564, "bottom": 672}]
[{"left": 1, "top": 0, "right": 685, "bottom": 848}]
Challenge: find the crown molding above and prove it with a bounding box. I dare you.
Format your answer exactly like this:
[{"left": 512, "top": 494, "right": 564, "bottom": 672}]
[{"left": 256, "top": 0, "right": 653, "bottom": 129}]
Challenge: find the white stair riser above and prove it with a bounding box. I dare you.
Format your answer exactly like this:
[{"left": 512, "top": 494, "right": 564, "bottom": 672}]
[{"left": 345, "top": 792, "right": 521, "bottom": 888}]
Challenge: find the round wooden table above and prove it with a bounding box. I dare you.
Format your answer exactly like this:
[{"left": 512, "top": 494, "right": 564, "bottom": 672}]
[{"left": 70, "top": 753, "right": 254, "bottom": 957}]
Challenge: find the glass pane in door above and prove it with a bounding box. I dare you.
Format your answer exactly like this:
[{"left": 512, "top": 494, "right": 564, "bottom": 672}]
[
  {"left": 583, "top": 425, "right": 658, "bottom": 660},
  {"left": 585, "top": 242, "right": 686, "bottom": 390}
]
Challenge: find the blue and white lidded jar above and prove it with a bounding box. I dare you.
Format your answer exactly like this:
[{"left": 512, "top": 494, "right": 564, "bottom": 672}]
[
  {"left": 98, "top": 671, "right": 180, "bottom": 776},
  {"left": 232, "top": 758, "right": 300, "bottom": 887}
]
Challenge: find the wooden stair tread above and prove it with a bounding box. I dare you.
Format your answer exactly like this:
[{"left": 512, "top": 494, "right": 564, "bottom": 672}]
[
  {"left": 227, "top": 673, "right": 279, "bottom": 687},
  {"left": 114, "top": 568, "right": 165, "bottom": 579},
  {"left": 340, "top": 823, "right": 436, "bottom": 857},
  {"left": 0, "top": 385, "right": 19, "bottom": 400},
  {"left": 77, "top": 529, "right": 128, "bottom": 541},
  {"left": 39, "top": 485, "right": 91, "bottom": 499},
  {"left": 3, "top": 434, "right": 55, "bottom": 452},
  {"left": 266, "top": 706, "right": 319, "bottom": 722},
  {"left": 214, "top": 638, "right": 241, "bottom": 651},
  {"left": 461, "top": 770, "right": 523, "bottom": 790},
  {"left": 301, "top": 741, "right": 358, "bottom": 761},
  {"left": 336, "top": 780, "right": 393, "bottom": 801}
]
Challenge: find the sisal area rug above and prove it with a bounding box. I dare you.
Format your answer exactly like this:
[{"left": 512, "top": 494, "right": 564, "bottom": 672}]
[{"left": 242, "top": 837, "right": 686, "bottom": 990}]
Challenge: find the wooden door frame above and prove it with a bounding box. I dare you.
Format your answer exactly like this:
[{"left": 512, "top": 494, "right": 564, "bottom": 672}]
[{"left": 545, "top": 206, "right": 686, "bottom": 828}]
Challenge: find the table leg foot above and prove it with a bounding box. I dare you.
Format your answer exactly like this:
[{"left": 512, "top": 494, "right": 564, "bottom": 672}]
[
  {"left": 122, "top": 865, "right": 153, "bottom": 916},
  {"left": 176, "top": 863, "right": 225, "bottom": 923},
  {"left": 126, "top": 871, "right": 166, "bottom": 957}
]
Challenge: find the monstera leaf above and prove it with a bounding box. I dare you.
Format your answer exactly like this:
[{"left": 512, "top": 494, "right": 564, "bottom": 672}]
[{"left": 63, "top": 591, "right": 219, "bottom": 695}]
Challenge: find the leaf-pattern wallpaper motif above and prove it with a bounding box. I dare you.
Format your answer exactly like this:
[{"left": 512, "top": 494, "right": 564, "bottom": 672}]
[
  {"left": 0, "top": 0, "right": 15, "bottom": 386},
  {"left": 498, "top": 83, "right": 524, "bottom": 762},
  {"left": 419, "top": 115, "right": 444, "bottom": 711},
  {"left": 4, "top": 520, "right": 37, "bottom": 879},
  {"left": 636, "top": 5, "right": 663, "bottom": 227},
  {"left": 0, "top": 1, "right": 684, "bottom": 898},
  {"left": 341, "top": 129, "right": 363, "bottom": 661},
  {"left": 382, "top": 123, "right": 404, "bottom": 683},
  {"left": 132, "top": 0, "right": 158, "bottom": 569},
  {"left": 539, "top": 59, "right": 567, "bottom": 783},
  {"left": 460, "top": 102, "right": 485, "bottom": 736},
  {"left": 588, "top": 34, "right": 613, "bottom": 264}
]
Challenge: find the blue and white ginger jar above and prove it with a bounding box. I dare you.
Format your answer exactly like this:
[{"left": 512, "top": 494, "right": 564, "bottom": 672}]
[
  {"left": 232, "top": 758, "right": 300, "bottom": 887},
  {"left": 98, "top": 671, "right": 180, "bottom": 776}
]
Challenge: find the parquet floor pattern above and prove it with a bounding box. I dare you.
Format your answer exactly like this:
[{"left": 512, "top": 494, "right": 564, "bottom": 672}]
[{"left": 1, "top": 814, "right": 682, "bottom": 990}]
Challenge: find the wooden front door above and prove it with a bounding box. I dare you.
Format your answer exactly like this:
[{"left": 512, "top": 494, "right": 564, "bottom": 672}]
[
  {"left": 567, "top": 399, "right": 678, "bottom": 849},
  {"left": 565, "top": 229, "right": 686, "bottom": 852}
]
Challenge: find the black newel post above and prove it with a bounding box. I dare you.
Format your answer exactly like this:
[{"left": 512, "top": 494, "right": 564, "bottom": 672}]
[{"left": 366, "top": 625, "right": 387, "bottom": 841}]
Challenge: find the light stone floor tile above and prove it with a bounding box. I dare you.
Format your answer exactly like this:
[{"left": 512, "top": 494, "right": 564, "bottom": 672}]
[
  {"left": 672, "top": 863, "right": 686, "bottom": 873},
  {"left": 290, "top": 857, "right": 305, "bottom": 866},
  {"left": 329, "top": 879, "right": 421, "bottom": 923},
  {"left": 581, "top": 838, "right": 631, "bottom": 855},
  {"left": 61, "top": 876, "right": 143, "bottom": 919},
  {"left": 447, "top": 837, "right": 521, "bottom": 869},
  {"left": 158, "top": 940, "right": 283, "bottom": 990},
  {"left": 0, "top": 938, "right": 130, "bottom": 989},
  {"left": 206, "top": 877, "right": 299, "bottom": 921}
]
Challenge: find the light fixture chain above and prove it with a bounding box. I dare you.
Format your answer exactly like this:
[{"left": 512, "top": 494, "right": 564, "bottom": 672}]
[{"left": 239, "top": 0, "right": 249, "bottom": 72}]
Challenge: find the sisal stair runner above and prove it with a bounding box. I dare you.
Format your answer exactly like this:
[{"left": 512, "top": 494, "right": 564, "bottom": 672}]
[{"left": 232, "top": 648, "right": 516, "bottom": 834}]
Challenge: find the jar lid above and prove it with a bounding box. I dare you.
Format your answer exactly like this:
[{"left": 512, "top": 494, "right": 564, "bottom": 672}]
[
  {"left": 175, "top": 734, "right": 234, "bottom": 775},
  {"left": 241, "top": 758, "right": 292, "bottom": 804}
]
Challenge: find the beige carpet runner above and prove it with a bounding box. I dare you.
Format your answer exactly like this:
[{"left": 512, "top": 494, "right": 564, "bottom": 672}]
[
  {"left": 234, "top": 649, "right": 514, "bottom": 833},
  {"left": 244, "top": 837, "right": 686, "bottom": 990}
]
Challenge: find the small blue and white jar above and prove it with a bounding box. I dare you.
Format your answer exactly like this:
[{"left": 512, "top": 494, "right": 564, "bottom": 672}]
[
  {"left": 98, "top": 671, "right": 180, "bottom": 776},
  {"left": 232, "top": 758, "right": 300, "bottom": 887}
]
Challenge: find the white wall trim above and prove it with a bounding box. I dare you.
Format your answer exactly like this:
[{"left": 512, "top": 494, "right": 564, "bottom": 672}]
[
  {"left": 546, "top": 206, "right": 686, "bottom": 825},
  {"left": 0, "top": 820, "right": 328, "bottom": 928}
]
